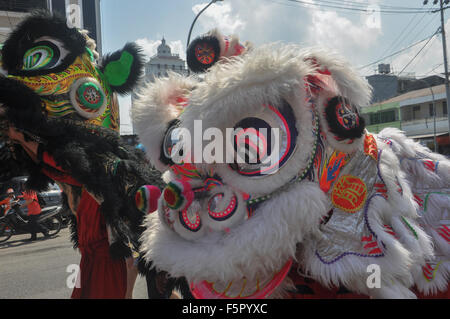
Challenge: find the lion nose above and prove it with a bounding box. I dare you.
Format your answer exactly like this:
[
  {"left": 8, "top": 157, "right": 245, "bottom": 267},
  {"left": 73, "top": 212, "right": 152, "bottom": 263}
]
[{"left": 163, "top": 179, "right": 195, "bottom": 211}]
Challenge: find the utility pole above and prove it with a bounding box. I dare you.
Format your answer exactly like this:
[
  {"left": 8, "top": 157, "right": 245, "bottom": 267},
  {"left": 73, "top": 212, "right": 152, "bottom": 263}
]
[
  {"left": 424, "top": 0, "right": 450, "bottom": 132},
  {"left": 439, "top": 0, "right": 450, "bottom": 132}
]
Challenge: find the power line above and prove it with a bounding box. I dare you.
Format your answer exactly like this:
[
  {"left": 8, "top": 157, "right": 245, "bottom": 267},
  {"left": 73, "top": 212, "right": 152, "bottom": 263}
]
[
  {"left": 313, "top": 0, "right": 436, "bottom": 11},
  {"left": 365, "top": 30, "right": 439, "bottom": 106},
  {"left": 394, "top": 10, "right": 438, "bottom": 57},
  {"left": 372, "top": 9, "right": 429, "bottom": 68},
  {"left": 397, "top": 29, "right": 439, "bottom": 76},
  {"left": 407, "top": 34, "right": 438, "bottom": 72},
  {"left": 283, "top": 0, "right": 439, "bottom": 14},
  {"left": 423, "top": 63, "right": 445, "bottom": 76},
  {"left": 358, "top": 31, "right": 440, "bottom": 70}
]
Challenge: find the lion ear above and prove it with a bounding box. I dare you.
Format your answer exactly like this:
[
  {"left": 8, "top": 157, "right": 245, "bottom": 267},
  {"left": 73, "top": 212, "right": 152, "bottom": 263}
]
[
  {"left": 186, "top": 34, "right": 221, "bottom": 73},
  {"left": 100, "top": 42, "right": 145, "bottom": 95},
  {"left": 187, "top": 29, "right": 247, "bottom": 73}
]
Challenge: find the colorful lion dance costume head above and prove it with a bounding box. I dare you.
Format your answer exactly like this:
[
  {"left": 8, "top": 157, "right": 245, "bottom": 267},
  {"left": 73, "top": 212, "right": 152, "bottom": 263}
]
[
  {"left": 134, "top": 30, "right": 450, "bottom": 299},
  {"left": 0, "top": 11, "right": 162, "bottom": 257}
]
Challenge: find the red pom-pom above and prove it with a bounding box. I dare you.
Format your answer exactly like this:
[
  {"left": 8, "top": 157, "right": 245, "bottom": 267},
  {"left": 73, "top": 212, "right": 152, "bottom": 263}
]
[{"left": 135, "top": 185, "right": 162, "bottom": 214}]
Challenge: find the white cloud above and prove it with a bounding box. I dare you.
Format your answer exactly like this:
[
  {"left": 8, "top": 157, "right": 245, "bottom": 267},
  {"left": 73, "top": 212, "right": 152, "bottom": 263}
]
[
  {"left": 135, "top": 38, "right": 160, "bottom": 62},
  {"left": 192, "top": 2, "right": 246, "bottom": 36},
  {"left": 389, "top": 19, "right": 450, "bottom": 78},
  {"left": 169, "top": 40, "right": 186, "bottom": 60},
  {"left": 189, "top": 0, "right": 382, "bottom": 66},
  {"left": 304, "top": 1, "right": 383, "bottom": 65},
  {"left": 135, "top": 38, "right": 186, "bottom": 62}
]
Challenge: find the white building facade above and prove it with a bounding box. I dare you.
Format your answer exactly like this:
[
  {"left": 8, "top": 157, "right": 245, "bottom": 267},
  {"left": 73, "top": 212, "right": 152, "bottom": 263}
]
[{"left": 145, "top": 38, "right": 187, "bottom": 82}]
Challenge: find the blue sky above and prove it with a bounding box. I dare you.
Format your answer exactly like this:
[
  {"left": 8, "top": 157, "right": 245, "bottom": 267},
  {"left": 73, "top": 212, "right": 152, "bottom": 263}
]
[{"left": 99, "top": 0, "right": 448, "bottom": 134}]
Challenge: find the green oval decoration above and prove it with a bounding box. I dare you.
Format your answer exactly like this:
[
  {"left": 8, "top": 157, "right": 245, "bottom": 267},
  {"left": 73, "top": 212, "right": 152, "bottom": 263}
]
[{"left": 77, "top": 82, "right": 104, "bottom": 110}]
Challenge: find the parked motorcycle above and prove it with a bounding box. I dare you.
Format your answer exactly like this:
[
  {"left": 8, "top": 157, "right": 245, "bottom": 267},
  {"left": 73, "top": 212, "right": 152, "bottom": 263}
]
[{"left": 0, "top": 201, "right": 62, "bottom": 243}]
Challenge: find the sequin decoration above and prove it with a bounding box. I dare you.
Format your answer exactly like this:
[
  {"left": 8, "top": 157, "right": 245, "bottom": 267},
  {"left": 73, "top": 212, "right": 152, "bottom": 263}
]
[
  {"left": 319, "top": 151, "right": 348, "bottom": 193},
  {"left": 364, "top": 134, "right": 378, "bottom": 161},
  {"left": 331, "top": 175, "right": 368, "bottom": 213},
  {"left": 335, "top": 100, "right": 359, "bottom": 130},
  {"left": 195, "top": 42, "right": 216, "bottom": 65}
]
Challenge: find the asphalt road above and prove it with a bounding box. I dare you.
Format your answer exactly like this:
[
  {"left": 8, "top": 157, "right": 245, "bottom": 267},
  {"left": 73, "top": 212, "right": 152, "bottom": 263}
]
[{"left": 0, "top": 227, "right": 148, "bottom": 299}]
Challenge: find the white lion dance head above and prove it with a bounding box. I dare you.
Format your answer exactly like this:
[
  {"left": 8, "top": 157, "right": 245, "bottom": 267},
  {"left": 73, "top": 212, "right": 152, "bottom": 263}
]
[{"left": 133, "top": 30, "right": 450, "bottom": 299}]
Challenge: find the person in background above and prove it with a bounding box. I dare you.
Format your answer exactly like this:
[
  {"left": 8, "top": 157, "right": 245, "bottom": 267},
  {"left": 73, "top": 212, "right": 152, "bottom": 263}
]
[
  {"left": 21, "top": 189, "right": 49, "bottom": 241},
  {"left": 0, "top": 188, "right": 18, "bottom": 216}
]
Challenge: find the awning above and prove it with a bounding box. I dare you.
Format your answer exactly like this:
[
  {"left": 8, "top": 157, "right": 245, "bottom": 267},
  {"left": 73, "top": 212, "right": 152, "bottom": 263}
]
[{"left": 408, "top": 132, "right": 448, "bottom": 139}]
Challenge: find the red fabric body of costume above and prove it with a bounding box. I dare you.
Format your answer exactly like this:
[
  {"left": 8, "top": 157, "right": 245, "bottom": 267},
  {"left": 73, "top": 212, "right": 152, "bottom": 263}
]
[
  {"left": 41, "top": 152, "right": 126, "bottom": 299},
  {"left": 71, "top": 189, "right": 126, "bottom": 299}
]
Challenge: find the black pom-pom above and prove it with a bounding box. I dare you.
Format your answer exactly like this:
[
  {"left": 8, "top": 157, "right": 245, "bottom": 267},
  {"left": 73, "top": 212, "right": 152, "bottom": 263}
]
[
  {"left": 324, "top": 96, "right": 365, "bottom": 140},
  {"left": 186, "top": 35, "right": 221, "bottom": 73}
]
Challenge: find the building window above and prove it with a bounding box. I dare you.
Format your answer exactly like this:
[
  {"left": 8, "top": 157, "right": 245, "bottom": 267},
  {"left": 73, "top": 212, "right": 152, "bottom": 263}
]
[
  {"left": 444, "top": 101, "right": 448, "bottom": 116},
  {"left": 380, "top": 110, "right": 396, "bottom": 123},
  {"left": 158, "top": 64, "right": 160, "bottom": 69},
  {"left": 370, "top": 110, "right": 396, "bottom": 124},
  {"left": 429, "top": 104, "right": 434, "bottom": 117},
  {"left": 370, "top": 113, "right": 379, "bottom": 124},
  {"left": 413, "top": 105, "right": 420, "bottom": 120}
]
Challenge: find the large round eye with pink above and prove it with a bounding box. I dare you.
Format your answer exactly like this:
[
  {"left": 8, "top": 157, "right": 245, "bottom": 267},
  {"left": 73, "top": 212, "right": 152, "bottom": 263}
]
[{"left": 231, "top": 100, "right": 298, "bottom": 176}]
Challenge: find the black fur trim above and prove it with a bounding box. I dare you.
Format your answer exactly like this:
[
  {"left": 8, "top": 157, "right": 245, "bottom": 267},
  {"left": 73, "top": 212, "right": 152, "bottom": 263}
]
[
  {"left": 186, "top": 35, "right": 221, "bottom": 73},
  {"left": 68, "top": 213, "right": 79, "bottom": 249},
  {"left": 1, "top": 10, "right": 86, "bottom": 76},
  {"left": 99, "top": 42, "right": 145, "bottom": 95},
  {"left": 0, "top": 143, "right": 33, "bottom": 181},
  {"left": 324, "top": 96, "right": 365, "bottom": 139},
  {"left": 0, "top": 77, "right": 46, "bottom": 132},
  {"left": 136, "top": 257, "right": 193, "bottom": 299},
  {"left": 109, "top": 241, "right": 132, "bottom": 260}
]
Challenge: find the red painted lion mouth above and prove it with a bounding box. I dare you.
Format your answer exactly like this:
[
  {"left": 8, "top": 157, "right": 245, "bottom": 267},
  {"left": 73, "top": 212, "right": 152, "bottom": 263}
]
[{"left": 190, "top": 259, "right": 293, "bottom": 299}]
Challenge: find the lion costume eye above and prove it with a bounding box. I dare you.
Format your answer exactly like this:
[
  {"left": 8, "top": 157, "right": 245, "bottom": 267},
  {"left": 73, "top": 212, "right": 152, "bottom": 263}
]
[
  {"left": 160, "top": 120, "right": 185, "bottom": 165},
  {"left": 22, "top": 40, "right": 66, "bottom": 71},
  {"left": 231, "top": 100, "right": 298, "bottom": 176}
]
